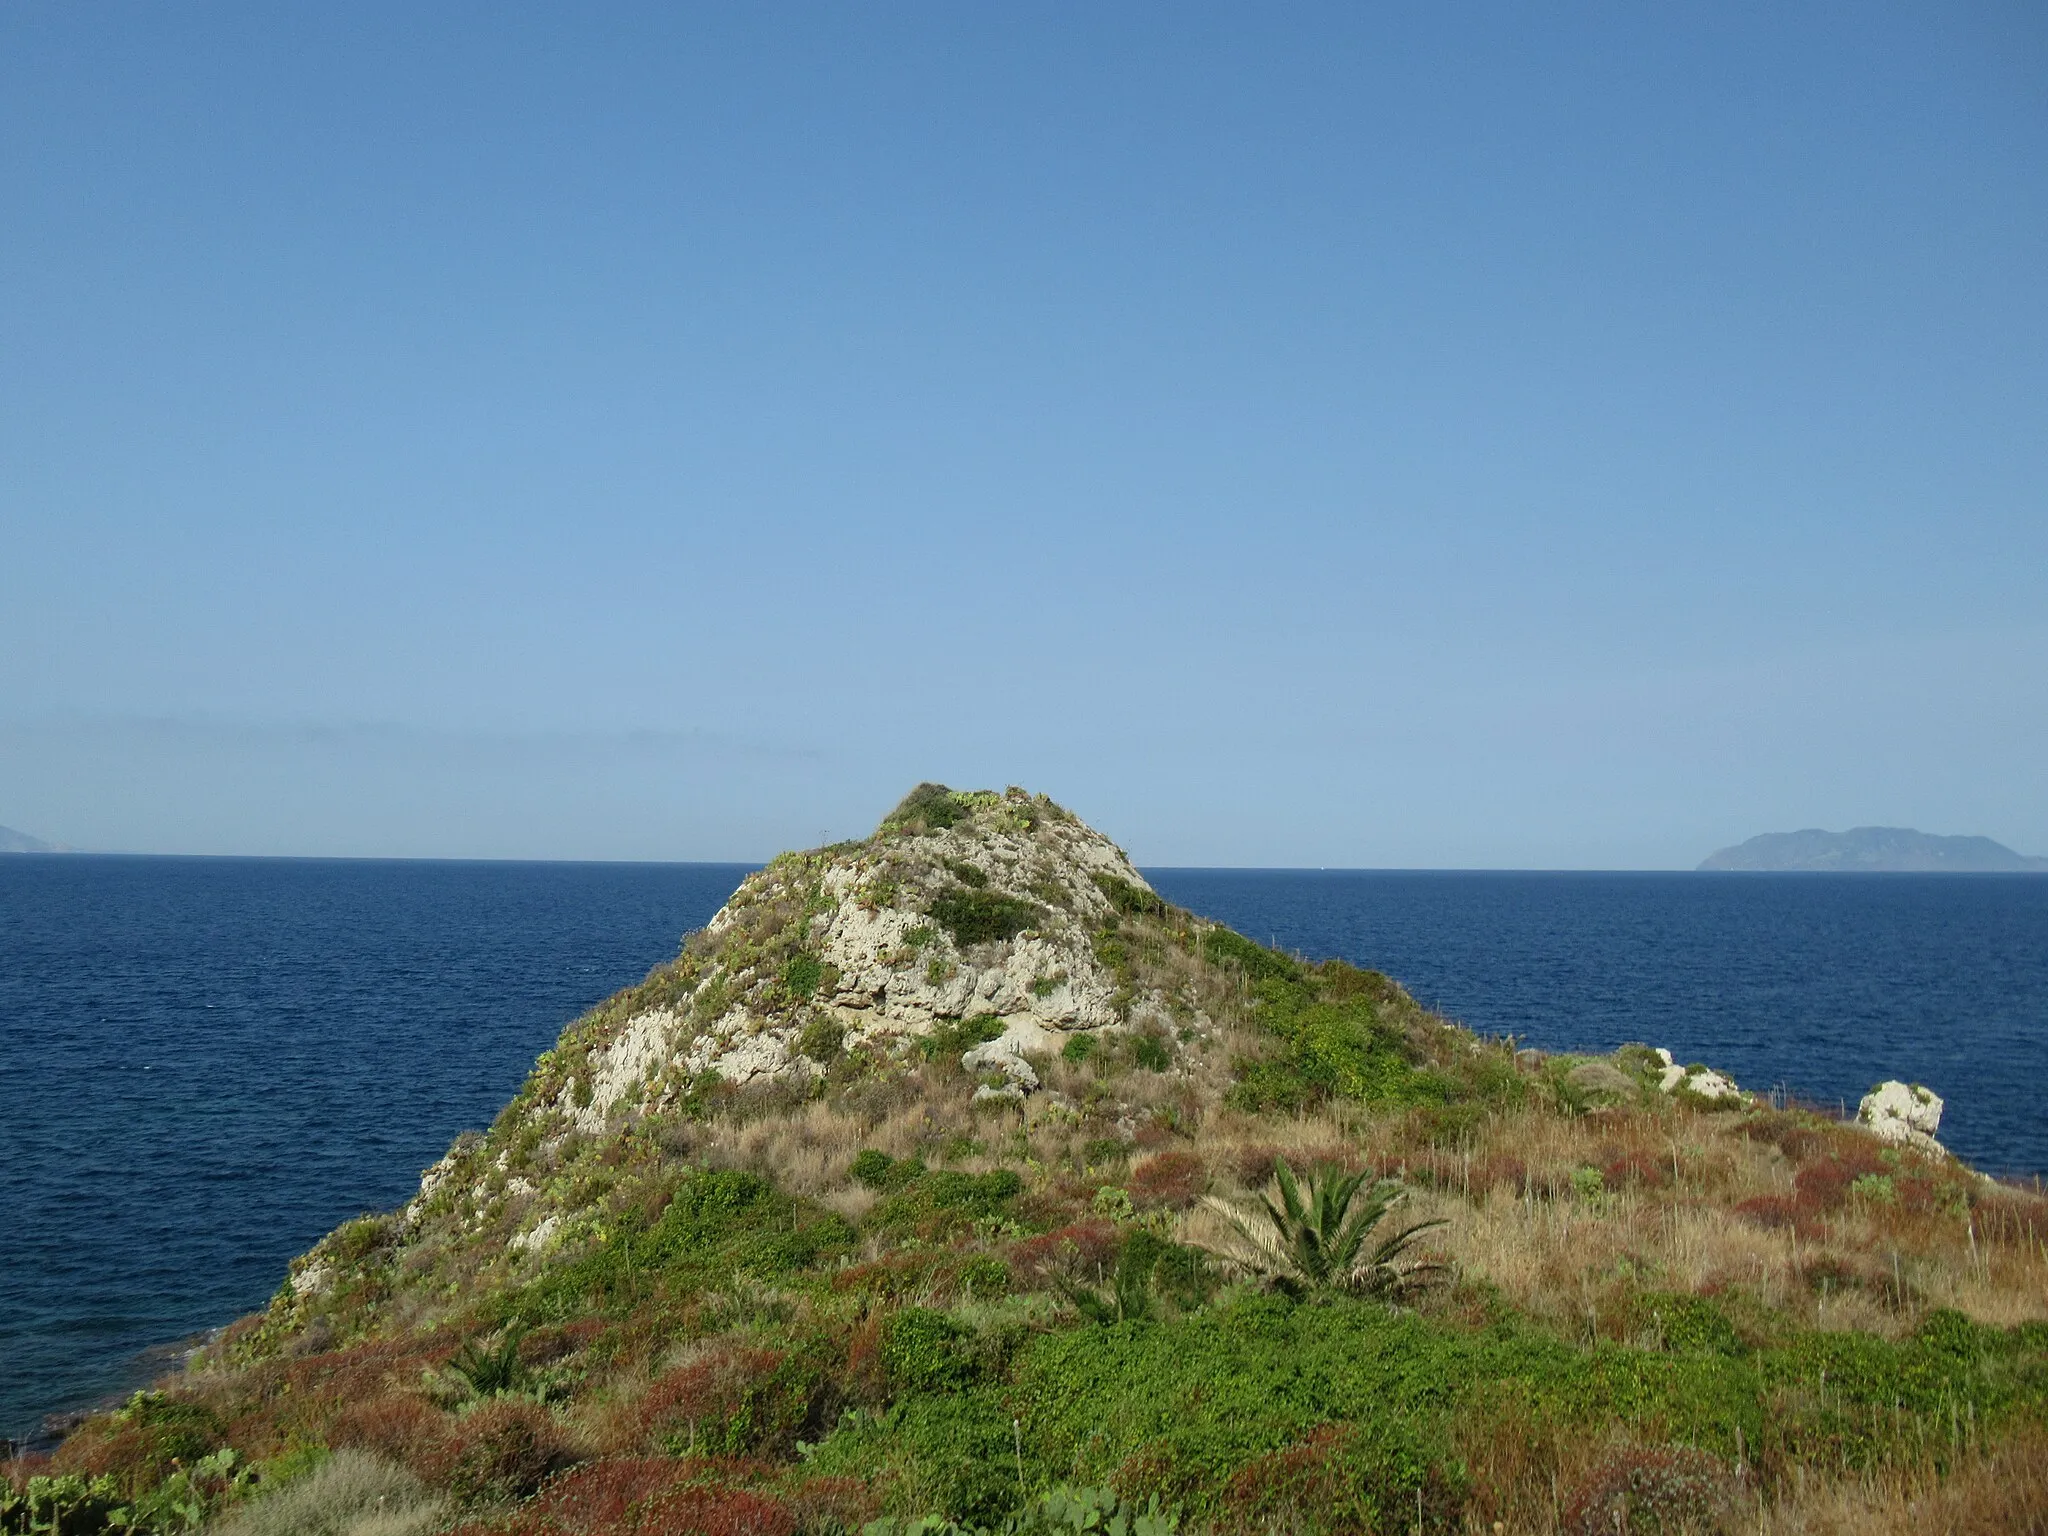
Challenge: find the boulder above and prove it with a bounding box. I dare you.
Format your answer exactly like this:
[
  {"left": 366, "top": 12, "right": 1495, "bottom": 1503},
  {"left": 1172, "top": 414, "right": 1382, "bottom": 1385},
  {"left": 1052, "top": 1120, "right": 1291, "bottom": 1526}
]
[
  {"left": 1679, "top": 1067, "right": 1740, "bottom": 1103},
  {"left": 1566, "top": 1060, "right": 1638, "bottom": 1103},
  {"left": 964, "top": 1034, "right": 1040, "bottom": 1104},
  {"left": 1858, "top": 1080, "right": 1945, "bottom": 1156}
]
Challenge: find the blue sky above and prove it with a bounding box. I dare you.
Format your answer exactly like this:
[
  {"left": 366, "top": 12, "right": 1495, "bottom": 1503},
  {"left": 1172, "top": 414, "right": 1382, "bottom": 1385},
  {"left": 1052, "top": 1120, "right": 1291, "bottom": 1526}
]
[{"left": 2, "top": 4, "right": 2043, "bottom": 866}]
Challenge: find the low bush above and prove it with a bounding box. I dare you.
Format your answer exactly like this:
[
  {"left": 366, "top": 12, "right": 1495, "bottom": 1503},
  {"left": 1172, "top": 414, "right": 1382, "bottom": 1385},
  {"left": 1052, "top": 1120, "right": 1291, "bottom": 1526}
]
[
  {"left": 212, "top": 1449, "right": 441, "bottom": 1536},
  {"left": 438, "top": 1399, "right": 579, "bottom": 1507},
  {"left": 1091, "top": 873, "right": 1164, "bottom": 918},
  {"left": 512, "top": 1168, "right": 854, "bottom": 1321},
  {"left": 797, "top": 1016, "right": 844, "bottom": 1062},
  {"left": 1129, "top": 1032, "right": 1171, "bottom": 1073},
  {"left": 1560, "top": 1444, "right": 1738, "bottom": 1535},
  {"left": 885, "top": 783, "right": 969, "bottom": 832},
  {"left": 920, "top": 1015, "right": 1005, "bottom": 1063},
  {"left": 636, "top": 1342, "right": 830, "bottom": 1459},
  {"left": 330, "top": 1394, "right": 451, "bottom": 1476},
  {"left": 1, "top": 1473, "right": 127, "bottom": 1536},
  {"left": 866, "top": 1167, "right": 1024, "bottom": 1243},
  {"left": 780, "top": 952, "right": 825, "bottom": 1001},
  {"left": 883, "top": 1309, "right": 977, "bottom": 1394},
  {"left": 1127, "top": 1153, "right": 1206, "bottom": 1210},
  {"left": 862, "top": 1484, "right": 1176, "bottom": 1536},
  {"left": 52, "top": 1392, "right": 225, "bottom": 1499},
  {"left": 929, "top": 889, "right": 1044, "bottom": 947}
]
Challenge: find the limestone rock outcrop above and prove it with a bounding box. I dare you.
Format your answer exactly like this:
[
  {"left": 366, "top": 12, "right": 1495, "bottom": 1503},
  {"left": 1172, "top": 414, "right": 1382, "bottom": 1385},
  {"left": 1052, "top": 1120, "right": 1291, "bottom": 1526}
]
[
  {"left": 538, "top": 786, "right": 1162, "bottom": 1133},
  {"left": 1649, "top": 1048, "right": 1742, "bottom": 1103},
  {"left": 1858, "top": 1080, "right": 1946, "bottom": 1156}
]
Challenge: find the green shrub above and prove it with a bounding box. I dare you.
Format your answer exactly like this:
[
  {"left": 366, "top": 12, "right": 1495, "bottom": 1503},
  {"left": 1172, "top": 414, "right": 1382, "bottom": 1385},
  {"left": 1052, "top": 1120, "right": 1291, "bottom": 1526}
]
[
  {"left": 930, "top": 889, "right": 1044, "bottom": 947},
  {"left": 884, "top": 1309, "right": 977, "bottom": 1393},
  {"left": 860, "top": 1484, "right": 1177, "bottom": 1535},
  {"left": 782, "top": 952, "right": 826, "bottom": 1000},
  {"left": 800, "top": 1016, "right": 846, "bottom": 1062},
  {"left": 886, "top": 783, "right": 969, "bottom": 832},
  {"left": 944, "top": 860, "right": 990, "bottom": 888},
  {"left": 921, "top": 1015, "right": 1005, "bottom": 1062},
  {"left": 867, "top": 1167, "right": 1024, "bottom": 1242},
  {"left": 810, "top": 1390, "right": 1019, "bottom": 1527},
  {"left": 1091, "top": 872, "right": 1164, "bottom": 918},
  {"left": 1631, "top": 1293, "right": 1744, "bottom": 1357},
  {"left": 852, "top": 1149, "right": 901, "bottom": 1189},
  {"left": 1131, "top": 1033, "right": 1171, "bottom": 1073},
  {"left": 1220, "top": 950, "right": 1460, "bottom": 1113},
  {"left": 1, "top": 1474, "right": 126, "bottom": 1536},
  {"left": 1061, "top": 1034, "right": 1097, "bottom": 1065},
  {"left": 513, "top": 1167, "right": 853, "bottom": 1320}
]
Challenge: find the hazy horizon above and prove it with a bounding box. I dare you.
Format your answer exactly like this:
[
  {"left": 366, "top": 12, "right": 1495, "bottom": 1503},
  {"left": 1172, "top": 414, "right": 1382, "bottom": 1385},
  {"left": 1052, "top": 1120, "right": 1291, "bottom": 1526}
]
[
  {"left": 5, "top": 5, "right": 2043, "bottom": 868},
  {"left": 6, "top": 811, "right": 2046, "bottom": 874}
]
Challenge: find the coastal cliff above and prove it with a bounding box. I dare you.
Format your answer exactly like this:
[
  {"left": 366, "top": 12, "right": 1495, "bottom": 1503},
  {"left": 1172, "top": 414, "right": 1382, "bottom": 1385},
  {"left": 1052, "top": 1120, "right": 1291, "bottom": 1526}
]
[{"left": 15, "top": 787, "right": 2048, "bottom": 1536}]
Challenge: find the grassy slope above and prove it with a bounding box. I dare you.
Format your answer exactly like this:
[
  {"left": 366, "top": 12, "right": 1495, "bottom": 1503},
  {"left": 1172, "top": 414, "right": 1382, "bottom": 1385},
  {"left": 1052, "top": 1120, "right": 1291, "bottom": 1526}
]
[{"left": 18, "top": 787, "right": 2048, "bottom": 1536}]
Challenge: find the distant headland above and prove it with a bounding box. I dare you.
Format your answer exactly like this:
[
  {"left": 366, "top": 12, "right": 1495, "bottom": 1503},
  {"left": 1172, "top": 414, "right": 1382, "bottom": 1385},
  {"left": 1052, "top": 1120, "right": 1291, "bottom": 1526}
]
[
  {"left": 1701, "top": 826, "right": 2048, "bottom": 872},
  {"left": 0, "top": 823, "right": 62, "bottom": 854}
]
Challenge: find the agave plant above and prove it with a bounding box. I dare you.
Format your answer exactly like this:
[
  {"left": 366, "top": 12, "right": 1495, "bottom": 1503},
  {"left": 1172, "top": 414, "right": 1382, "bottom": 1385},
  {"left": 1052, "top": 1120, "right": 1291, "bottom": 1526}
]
[
  {"left": 443, "top": 1323, "right": 530, "bottom": 1401},
  {"left": 1198, "top": 1159, "right": 1447, "bottom": 1299}
]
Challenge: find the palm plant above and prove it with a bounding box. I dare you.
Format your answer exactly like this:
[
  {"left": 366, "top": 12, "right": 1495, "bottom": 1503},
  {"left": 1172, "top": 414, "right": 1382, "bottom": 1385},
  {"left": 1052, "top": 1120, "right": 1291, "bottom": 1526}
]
[
  {"left": 1056, "top": 1256, "right": 1156, "bottom": 1325},
  {"left": 1198, "top": 1159, "right": 1447, "bottom": 1299},
  {"left": 444, "top": 1323, "right": 530, "bottom": 1401}
]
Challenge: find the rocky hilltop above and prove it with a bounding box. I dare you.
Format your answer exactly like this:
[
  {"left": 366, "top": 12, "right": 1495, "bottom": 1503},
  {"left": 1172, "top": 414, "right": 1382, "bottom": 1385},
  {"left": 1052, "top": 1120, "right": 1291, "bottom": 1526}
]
[
  {"left": 1701, "top": 826, "right": 2048, "bottom": 872},
  {"left": 16, "top": 786, "right": 2048, "bottom": 1536}
]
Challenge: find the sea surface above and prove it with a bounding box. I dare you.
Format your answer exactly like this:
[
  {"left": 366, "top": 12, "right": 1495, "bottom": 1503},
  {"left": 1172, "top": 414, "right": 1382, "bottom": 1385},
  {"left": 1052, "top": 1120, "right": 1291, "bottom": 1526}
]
[{"left": 3, "top": 857, "right": 2045, "bottom": 1440}]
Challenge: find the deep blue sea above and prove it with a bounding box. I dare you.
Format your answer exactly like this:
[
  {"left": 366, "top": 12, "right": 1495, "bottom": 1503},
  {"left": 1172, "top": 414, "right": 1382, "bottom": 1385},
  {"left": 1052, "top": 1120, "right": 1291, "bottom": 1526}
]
[{"left": 3, "top": 858, "right": 2045, "bottom": 1441}]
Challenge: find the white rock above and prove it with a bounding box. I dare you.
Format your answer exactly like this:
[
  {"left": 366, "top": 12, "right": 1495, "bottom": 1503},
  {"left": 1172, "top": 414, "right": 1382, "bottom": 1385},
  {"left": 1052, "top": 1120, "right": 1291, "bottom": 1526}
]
[
  {"left": 1647, "top": 1048, "right": 1740, "bottom": 1102},
  {"left": 570, "top": 1005, "right": 679, "bottom": 1131},
  {"left": 403, "top": 1150, "right": 461, "bottom": 1227},
  {"left": 509, "top": 1214, "right": 562, "bottom": 1255},
  {"left": 1684, "top": 1068, "right": 1741, "bottom": 1102},
  {"left": 709, "top": 1030, "right": 791, "bottom": 1084},
  {"left": 1859, "top": 1080, "right": 1946, "bottom": 1155},
  {"left": 289, "top": 1260, "right": 333, "bottom": 1299},
  {"left": 962, "top": 1035, "right": 1040, "bottom": 1095}
]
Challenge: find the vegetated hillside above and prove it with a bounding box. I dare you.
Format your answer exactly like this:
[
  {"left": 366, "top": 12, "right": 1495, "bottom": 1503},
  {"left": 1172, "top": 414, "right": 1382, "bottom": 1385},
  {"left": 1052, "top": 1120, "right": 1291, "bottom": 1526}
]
[
  {"left": 1700, "top": 827, "right": 2048, "bottom": 872},
  {"left": 14, "top": 787, "right": 2048, "bottom": 1536}
]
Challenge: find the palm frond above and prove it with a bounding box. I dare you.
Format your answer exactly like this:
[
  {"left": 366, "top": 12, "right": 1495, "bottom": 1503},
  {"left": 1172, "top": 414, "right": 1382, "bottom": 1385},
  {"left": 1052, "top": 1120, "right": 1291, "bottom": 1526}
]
[{"left": 1193, "top": 1162, "right": 1450, "bottom": 1300}]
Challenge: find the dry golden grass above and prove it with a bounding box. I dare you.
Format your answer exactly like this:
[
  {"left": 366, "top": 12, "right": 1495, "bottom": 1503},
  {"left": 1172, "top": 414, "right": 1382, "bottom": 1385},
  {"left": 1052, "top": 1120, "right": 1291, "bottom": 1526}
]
[
  {"left": 1170, "top": 1099, "right": 2048, "bottom": 1341},
  {"left": 1752, "top": 1422, "right": 2048, "bottom": 1535}
]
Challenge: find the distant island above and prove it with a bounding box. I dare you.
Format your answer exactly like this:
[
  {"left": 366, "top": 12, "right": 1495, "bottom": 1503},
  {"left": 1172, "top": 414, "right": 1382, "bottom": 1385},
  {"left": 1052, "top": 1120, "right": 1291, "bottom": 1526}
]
[
  {"left": 0, "top": 823, "right": 61, "bottom": 854},
  {"left": 1701, "top": 826, "right": 2048, "bottom": 872}
]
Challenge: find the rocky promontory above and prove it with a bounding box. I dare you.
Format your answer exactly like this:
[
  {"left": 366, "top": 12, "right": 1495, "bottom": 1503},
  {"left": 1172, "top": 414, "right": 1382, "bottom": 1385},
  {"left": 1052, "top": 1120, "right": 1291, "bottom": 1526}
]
[{"left": 14, "top": 785, "right": 2047, "bottom": 1536}]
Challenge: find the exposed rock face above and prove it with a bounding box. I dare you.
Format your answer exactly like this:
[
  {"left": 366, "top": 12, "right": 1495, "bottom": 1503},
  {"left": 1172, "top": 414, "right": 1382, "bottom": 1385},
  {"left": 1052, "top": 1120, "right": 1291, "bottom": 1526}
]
[
  {"left": 303, "top": 785, "right": 1205, "bottom": 1300},
  {"left": 540, "top": 786, "right": 1157, "bottom": 1130},
  {"left": 1859, "top": 1080, "right": 1946, "bottom": 1156}
]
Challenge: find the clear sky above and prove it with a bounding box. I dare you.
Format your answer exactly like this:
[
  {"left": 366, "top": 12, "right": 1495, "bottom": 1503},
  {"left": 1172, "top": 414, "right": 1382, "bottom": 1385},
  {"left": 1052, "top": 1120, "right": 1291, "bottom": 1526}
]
[{"left": 2, "top": 4, "right": 2043, "bottom": 867}]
